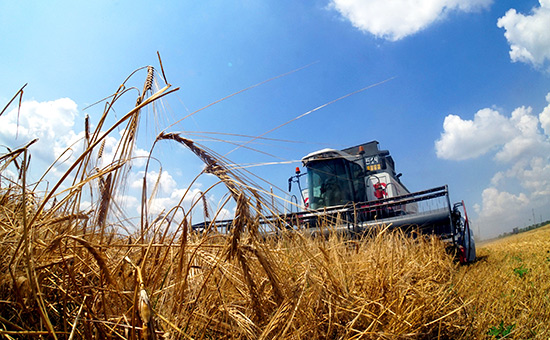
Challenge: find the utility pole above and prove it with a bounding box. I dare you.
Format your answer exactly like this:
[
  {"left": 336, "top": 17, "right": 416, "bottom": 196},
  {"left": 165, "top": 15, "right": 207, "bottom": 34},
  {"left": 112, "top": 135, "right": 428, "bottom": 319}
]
[{"left": 532, "top": 208, "right": 536, "bottom": 226}]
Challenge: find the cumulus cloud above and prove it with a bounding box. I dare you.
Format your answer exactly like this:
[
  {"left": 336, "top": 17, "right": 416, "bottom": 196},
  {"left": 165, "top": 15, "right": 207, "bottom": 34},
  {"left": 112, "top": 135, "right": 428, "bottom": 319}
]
[
  {"left": 0, "top": 168, "right": 18, "bottom": 183},
  {"left": 473, "top": 187, "right": 530, "bottom": 236},
  {"left": 329, "top": 0, "right": 491, "bottom": 41},
  {"left": 493, "top": 106, "right": 548, "bottom": 163},
  {"left": 0, "top": 98, "right": 81, "bottom": 163},
  {"left": 487, "top": 158, "right": 550, "bottom": 200},
  {"left": 435, "top": 108, "right": 515, "bottom": 160},
  {"left": 131, "top": 170, "right": 178, "bottom": 197},
  {"left": 497, "top": 0, "right": 550, "bottom": 69},
  {"left": 129, "top": 169, "right": 219, "bottom": 223},
  {"left": 0, "top": 98, "right": 227, "bottom": 229},
  {"left": 147, "top": 188, "right": 200, "bottom": 215},
  {"left": 474, "top": 168, "right": 550, "bottom": 238},
  {"left": 435, "top": 105, "right": 550, "bottom": 163},
  {"left": 540, "top": 93, "right": 550, "bottom": 135},
  {"left": 0, "top": 98, "right": 151, "bottom": 182},
  {"left": 94, "top": 129, "right": 150, "bottom": 170},
  {"left": 521, "top": 158, "right": 550, "bottom": 198},
  {"left": 438, "top": 93, "right": 550, "bottom": 238}
]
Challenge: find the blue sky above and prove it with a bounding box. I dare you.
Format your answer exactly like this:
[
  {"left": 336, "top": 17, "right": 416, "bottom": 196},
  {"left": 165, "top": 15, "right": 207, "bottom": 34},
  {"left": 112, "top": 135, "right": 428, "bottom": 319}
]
[{"left": 1, "top": 0, "right": 550, "bottom": 238}]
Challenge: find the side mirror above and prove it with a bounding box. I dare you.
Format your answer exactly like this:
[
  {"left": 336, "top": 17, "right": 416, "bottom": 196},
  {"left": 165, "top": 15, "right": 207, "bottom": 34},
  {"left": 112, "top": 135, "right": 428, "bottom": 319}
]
[{"left": 288, "top": 177, "right": 292, "bottom": 192}]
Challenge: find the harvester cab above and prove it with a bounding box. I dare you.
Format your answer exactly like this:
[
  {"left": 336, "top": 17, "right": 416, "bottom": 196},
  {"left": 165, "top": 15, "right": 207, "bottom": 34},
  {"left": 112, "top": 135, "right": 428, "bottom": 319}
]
[{"left": 300, "top": 141, "right": 412, "bottom": 210}]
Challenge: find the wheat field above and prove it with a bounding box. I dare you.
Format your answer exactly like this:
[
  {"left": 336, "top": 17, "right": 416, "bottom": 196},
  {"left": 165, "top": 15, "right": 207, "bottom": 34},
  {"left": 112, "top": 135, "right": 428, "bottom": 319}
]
[{"left": 1, "top": 66, "right": 549, "bottom": 339}]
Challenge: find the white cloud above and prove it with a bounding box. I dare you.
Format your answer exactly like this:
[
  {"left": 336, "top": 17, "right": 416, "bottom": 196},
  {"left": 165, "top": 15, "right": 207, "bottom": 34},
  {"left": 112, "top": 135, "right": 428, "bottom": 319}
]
[
  {"left": 505, "top": 158, "right": 550, "bottom": 197},
  {"left": 540, "top": 93, "right": 550, "bottom": 135},
  {"left": 435, "top": 108, "right": 515, "bottom": 160},
  {"left": 489, "top": 171, "right": 505, "bottom": 187},
  {"left": 497, "top": 0, "right": 550, "bottom": 69},
  {"left": 1, "top": 99, "right": 229, "bottom": 229},
  {"left": 0, "top": 98, "right": 153, "bottom": 193},
  {"left": 213, "top": 207, "right": 232, "bottom": 221},
  {"left": 114, "top": 194, "right": 140, "bottom": 214},
  {"left": 131, "top": 170, "right": 178, "bottom": 196},
  {"left": 493, "top": 106, "right": 547, "bottom": 163},
  {"left": 474, "top": 187, "right": 530, "bottom": 237},
  {"left": 147, "top": 187, "right": 206, "bottom": 221},
  {"left": 329, "top": 0, "right": 491, "bottom": 41},
  {"left": 475, "top": 157, "right": 550, "bottom": 238},
  {"left": 96, "top": 129, "right": 150, "bottom": 170},
  {"left": 437, "top": 93, "right": 550, "bottom": 238},
  {"left": 0, "top": 168, "right": 18, "bottom": 183},
  {"left": 0, "top": 98, "right": 80, "bottom": 163},
  {"left": 132, "top": 148, "right": 150, "bottom": 168},
  {"left": 129, "top": 169, "right": 215, "bottom": 223}
]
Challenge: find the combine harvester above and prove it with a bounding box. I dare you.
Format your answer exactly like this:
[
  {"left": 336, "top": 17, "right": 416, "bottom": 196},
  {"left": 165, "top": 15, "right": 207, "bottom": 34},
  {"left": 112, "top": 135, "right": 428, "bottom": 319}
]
[{"left": 199, "top": 141, "right": 476, "bottom": 263}]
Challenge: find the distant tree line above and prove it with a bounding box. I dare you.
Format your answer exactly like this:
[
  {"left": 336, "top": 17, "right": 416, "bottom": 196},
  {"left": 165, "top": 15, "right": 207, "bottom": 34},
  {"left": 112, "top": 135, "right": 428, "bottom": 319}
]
[{"left": 497, "top": 220, "right": 550, "bottom": 238}]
